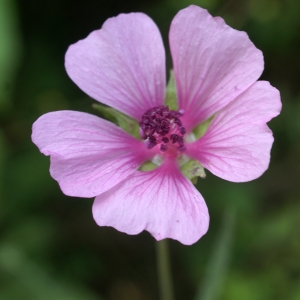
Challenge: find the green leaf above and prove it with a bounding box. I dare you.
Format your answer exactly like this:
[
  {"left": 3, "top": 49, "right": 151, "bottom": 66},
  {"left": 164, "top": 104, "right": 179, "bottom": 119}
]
[
  {"left": 92, "top": 103, "right": 140, "bottom": 139},
  {"left": 164, "top": 70, "right": 178, "bottom": 110}
]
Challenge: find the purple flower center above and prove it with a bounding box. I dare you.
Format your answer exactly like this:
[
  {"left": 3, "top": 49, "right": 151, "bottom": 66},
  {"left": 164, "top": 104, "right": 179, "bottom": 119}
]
[{"left": 139, "top": 105, "right": 186, "bottom": 153}]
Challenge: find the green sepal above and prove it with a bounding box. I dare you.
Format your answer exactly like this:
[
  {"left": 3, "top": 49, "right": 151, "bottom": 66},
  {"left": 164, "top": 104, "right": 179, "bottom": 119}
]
[
  {"left": 164, "top": 70, "right": 178, "bottom": 110},
  {"left": 181, "top": 159, "right": 206, "bottom": 184},
  {"left": 192, "top": 115, "right": 214, "bottom": 140},
  {"left": 138, "top": 161, "right": 158, "bottom": 172},
  {"left": 92, "top": 103, "right": 140, "bottom": 139},
  {"left": 191, "top": 176, "right": 198, "bottom": 185}
]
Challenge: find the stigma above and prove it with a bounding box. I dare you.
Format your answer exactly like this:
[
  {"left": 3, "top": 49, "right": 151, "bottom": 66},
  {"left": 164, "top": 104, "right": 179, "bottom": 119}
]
[{"left": 139, "top": 105, "right": 186, "bottom": 153}]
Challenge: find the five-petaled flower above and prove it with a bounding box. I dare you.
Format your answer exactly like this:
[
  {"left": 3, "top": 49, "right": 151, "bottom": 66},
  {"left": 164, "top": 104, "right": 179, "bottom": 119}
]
[{"left": 32, "top": 5, "right": 281, "bottom": 245}]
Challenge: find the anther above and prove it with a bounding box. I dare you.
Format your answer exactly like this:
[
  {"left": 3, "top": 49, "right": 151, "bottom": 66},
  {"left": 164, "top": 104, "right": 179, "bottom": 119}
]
[
  {"left": 139, "top": 105, "right": 186, "bottom": 153},
  {"left": 160, "top": 144, "right": 168, "bottom": 152}
]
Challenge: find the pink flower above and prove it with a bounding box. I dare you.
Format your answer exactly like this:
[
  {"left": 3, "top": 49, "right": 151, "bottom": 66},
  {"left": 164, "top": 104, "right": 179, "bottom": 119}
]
[{"left": 32, "top": 5, "right": 281, "bottom": 245}]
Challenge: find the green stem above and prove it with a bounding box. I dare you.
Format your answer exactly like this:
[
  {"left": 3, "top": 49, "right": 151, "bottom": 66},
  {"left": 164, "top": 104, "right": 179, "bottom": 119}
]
[{"left": 156, "top": 239, "right": 175, "bottom": 300}]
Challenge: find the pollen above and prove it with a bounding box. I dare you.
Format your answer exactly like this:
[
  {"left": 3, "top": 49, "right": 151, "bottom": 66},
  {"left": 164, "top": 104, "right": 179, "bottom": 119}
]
[{"left": 139, "top": 105, "right": 186, "bottom": 152}]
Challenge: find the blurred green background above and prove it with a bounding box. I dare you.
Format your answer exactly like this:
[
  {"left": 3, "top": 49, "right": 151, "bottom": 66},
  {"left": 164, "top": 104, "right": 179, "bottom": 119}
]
[{"left": 0, "top": 0, "right": 299, "bottom": 299}]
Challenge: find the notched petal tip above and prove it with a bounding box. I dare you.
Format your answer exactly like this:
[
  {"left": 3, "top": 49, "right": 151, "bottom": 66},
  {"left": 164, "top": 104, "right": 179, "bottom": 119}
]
[
  {"left": 186, "top": 80, "right": 281, "bottom": 183},
  {"left": 65, "top": 11, "right": 166, "bottom": 120},
  {"left": 32, "top": 110, "right": 150, "bottom": 198},
  {"left": 170, "top": 4, "right": 264, "bottom": 131},
  {"left": 93, "top": 162, "right": 209, "bottom": 245}
]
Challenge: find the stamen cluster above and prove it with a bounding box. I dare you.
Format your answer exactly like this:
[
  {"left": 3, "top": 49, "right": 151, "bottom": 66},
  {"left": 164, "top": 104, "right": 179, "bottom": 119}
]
[{"left": 139, "top": 105, "right": 186, "bottom": 152}]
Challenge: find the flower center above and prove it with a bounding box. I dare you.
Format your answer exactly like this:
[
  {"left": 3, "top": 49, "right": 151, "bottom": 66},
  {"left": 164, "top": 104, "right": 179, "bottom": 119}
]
[{"left": 139, "top": 105, "right": 186, "bottom": 153}]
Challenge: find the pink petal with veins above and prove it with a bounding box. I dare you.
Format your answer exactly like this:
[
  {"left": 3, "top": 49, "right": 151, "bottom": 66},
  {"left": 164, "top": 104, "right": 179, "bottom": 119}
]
[
  {"left": 169, "top": 5, "right": 264, "bottom": 131},
  {"left": 186, "top": 81, "right": 281, "bottom": 182},
  {"left": 32, "top": 111, "right": 151, "bottom": 197},
  {"left": 93, "top": 159, "right": 209, "bottom": 245},
  {"left": 65, "top": 13, "right": 165, "bottom": 120}
]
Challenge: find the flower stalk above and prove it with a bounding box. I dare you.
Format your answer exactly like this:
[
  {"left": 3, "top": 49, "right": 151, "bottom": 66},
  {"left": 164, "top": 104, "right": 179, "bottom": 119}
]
[{"left": 156, "top": 240, "right": 175, "bottom": 300}]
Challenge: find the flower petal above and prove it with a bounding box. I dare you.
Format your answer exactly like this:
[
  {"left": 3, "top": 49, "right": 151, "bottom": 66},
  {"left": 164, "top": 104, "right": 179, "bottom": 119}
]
[
  {"left": 186, "top": 81, "right": 281, "bottom": 182},
  {"left": 65, "top": 13, "right": 166, "bottom": 120},
  {"left": 92, "top": 159, "right": 209, "bottom": 245},
  {"left": 169, "top": 5, "right": 264, "bottom": 131},
  {"left": 32, "top": 111, "right": 151, "bottom": 197}
]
